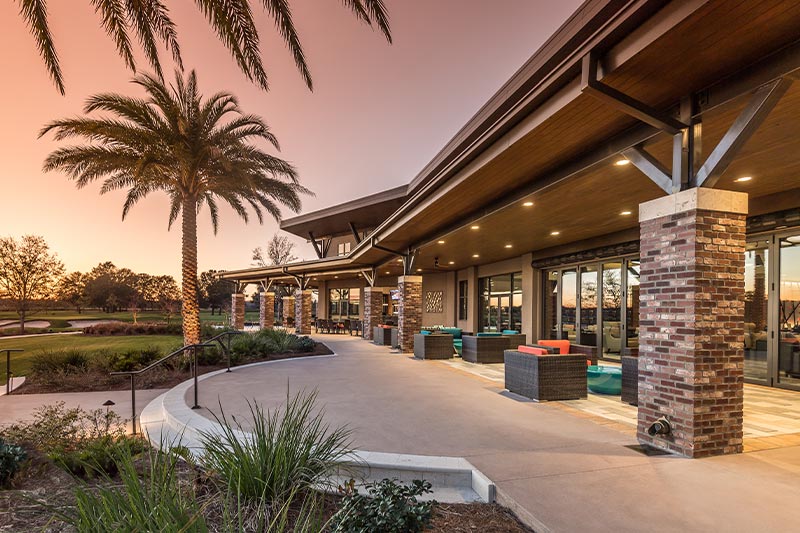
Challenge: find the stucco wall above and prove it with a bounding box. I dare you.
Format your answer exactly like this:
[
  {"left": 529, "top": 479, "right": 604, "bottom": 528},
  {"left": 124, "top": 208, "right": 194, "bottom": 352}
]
[{"left": 421, "top": 272, "right": 455, "bottom": 327}]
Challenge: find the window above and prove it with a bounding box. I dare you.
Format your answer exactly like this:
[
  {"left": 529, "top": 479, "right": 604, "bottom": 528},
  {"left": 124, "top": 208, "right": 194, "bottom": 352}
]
[
  {"left": 337, "top": 242, "right": 351, "bottom": 256},
  {"left": 479, "top": 272, "right": 522, "bottom": 332},
  {"left": 328, "top": 288, "right": 360, "bottom": 320},
  {"left": 458, "top": 280, "right": 468, "bottom": 320}
]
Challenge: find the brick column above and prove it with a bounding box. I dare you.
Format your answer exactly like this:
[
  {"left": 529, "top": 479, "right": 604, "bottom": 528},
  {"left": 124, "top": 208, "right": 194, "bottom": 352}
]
[
  {"left": 259, "top": 291, "right": 275, "bottom": 329},
  {"left": 397, "top": 275, "right": 423, "bottom": 352},
  {"left": 281, "top": 295, "right": 295, "bottom": 326},
  {"left": 637, "top": 188, "right": 747, "bottom": 458},
  {"left": 231, "top": 293, "right": 245, "bottom": 330},
  {"left": 363, "top": 287, "right": 384, "bottom": 340},
  {"left": 294, "top": 289, "right": 313, "bottom": 334}
]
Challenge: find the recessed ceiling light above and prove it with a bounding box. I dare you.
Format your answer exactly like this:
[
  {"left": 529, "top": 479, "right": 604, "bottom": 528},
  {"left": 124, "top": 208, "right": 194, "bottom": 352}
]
[
  {"left": 470, "top": 225, "right": 480, "bottom": 230},
  {"left": 504, "top": 244, "right": 513, "bottom": 248},
  {"left": 614, "top": 159, "right": 630, "bottom": 166},
  {"left": 620, "top": 210, "right": 632, "bottom": 216},
  {"left": 437, "top": 240, "right": 445, "bottom": 244},
  {"left": 472, "top": 254, "right": 480, "bottom": 258},
  {"left": 550, "top": 231, "right": 560, "bottom": 236},
  {"left": 385, "top": 271, "right": 390, "bottom": 274},
  {"left": 334, "top": 275, "right": 338, "bottom": 278},
  {"left": 448, "top": 261, "right": 454, "bottom": 265},
  {"left": 416, "top": 268, "right": 422, "bottom": 272},
  {"left": 735, "top": 176, "right": 752, "bottom": 182},
  {"left": 397, "top": 258, "right": 403, "bottom": 262},
  {"left": 523, "top": 201, "right": 534, "bottom": 207}
]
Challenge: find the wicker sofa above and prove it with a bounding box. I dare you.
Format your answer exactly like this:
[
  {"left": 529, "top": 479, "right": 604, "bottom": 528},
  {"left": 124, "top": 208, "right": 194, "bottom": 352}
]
[
  {"left": 413, "top": 333, "right": 454, "bottom": 360},
  {"left": 462, "top": 333, "right": 525, "bottom": 363},
  {"left": 504, "top": 348, "right": 588, "bottom": 401}
]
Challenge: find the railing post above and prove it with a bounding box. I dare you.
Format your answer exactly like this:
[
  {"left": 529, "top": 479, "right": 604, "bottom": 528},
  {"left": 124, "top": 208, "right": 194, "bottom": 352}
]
[
  {"left": 131, "top": 374, "right": 137, "bottom": 435},
  {"left": 192, "top": 345, "right": 200, "bottom": 410},
  {"left": 226, "top": 334, "right": 232, "bottom": 372},
  {"left": 5, "top": 351, "right": 10, "bottom": 396}
]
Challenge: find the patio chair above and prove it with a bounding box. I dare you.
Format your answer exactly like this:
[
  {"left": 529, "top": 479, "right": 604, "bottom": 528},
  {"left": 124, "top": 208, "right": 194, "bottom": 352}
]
[
  {"left": 413, "top": 333, "right": 454, "bottom": 359},
  {"left": 504, "top": 346, "right": 588, "bottom": 401}
]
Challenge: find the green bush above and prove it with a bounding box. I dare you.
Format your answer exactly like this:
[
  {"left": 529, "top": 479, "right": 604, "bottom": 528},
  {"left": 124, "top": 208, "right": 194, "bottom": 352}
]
[
  {"left": 200, "top": 390, "right": 352, "bottom": 503},
  {"left": 50, "top": 433, "right": 148, "bottom": 479},
  {"left": 84, "top": 322, "right": 183, "bottom": 336},
  {"left": 30, "top": 350, "right": 90, "bottom": 375},
  {"left": 97, "top": 346, "right": 163, "bottom": 372},
  {"left": 229, "top": 330, "right": 316, "bottom": 358},
  {"left": 0, "top": 438, "right": 27, "bottom": 487},
  {"left": 331, "top": 479, "right": 435, "bottom": 533}
]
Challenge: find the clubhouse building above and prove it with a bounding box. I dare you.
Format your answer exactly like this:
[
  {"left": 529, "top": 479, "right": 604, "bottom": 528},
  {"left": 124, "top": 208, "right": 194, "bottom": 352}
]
[{"left": 221, "top": 0, "right": 800, "bottom": 458}]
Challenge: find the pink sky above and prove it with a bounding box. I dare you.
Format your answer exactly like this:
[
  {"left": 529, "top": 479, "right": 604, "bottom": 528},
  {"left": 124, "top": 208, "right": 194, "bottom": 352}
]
[{"left": 0, "top": 0, "right": 581, "bottom": 279}]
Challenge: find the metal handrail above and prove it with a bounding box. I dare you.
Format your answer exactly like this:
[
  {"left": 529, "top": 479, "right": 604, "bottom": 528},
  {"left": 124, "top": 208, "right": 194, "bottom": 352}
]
[
  {"left": 205, "top": 330, "right": 247, "bottom": 372},
  {"left": 2, "top": 349, "right": 24, "bottom": 395},
  {"left": 112, "top": 342, "right": 215, "bottom": 435}
]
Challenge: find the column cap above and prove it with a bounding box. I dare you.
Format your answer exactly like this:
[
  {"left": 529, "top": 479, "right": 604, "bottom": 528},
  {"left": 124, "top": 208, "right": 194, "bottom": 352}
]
[
  {"left": 639, "top": 188, "right": 748, "bottom": 222},
  {"left": 398, "top": 275, "right": 423, "bottom": 283}
]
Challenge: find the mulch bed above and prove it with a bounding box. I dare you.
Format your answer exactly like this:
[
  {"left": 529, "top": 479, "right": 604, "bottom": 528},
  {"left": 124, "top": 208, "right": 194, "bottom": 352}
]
[{"left": 14, "top": 342, "right": 334, "bottom": 395}]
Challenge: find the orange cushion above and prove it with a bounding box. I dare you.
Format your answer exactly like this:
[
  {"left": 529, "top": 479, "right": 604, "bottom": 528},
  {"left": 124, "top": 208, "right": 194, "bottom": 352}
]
[
  {"left": 537, "top": 340, "right": 570, "bottom": 354},
  {"left": 517, "top": 345, "right": 547, "bottom": 355}
]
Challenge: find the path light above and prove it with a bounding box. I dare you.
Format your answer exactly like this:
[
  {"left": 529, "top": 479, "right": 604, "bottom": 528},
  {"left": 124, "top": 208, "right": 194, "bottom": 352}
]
[{"left": 103, "top": 399, "right": 115, "bottom": 433}]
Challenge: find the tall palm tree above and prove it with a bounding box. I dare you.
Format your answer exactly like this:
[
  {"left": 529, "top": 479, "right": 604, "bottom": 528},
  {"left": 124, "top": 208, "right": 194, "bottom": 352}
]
[
  {"left": 16, "top": 0, "right": 391, "bottom": 94},
  {"left": 40, "top": 70, "right": 310, "bottom": 345}
]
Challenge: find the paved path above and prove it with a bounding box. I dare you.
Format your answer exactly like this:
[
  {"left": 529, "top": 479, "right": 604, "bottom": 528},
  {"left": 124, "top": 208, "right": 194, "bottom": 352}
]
[
  {"left": 190, "top": 335, "right": 800, "bottom": 533},
  {"left": 0, "top": 389, "right": 167, "bottom": 428}
]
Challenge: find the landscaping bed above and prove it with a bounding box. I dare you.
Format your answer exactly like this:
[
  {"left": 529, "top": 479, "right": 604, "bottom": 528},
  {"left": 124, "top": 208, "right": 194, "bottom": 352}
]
[{"left": 0, "top": 399, "right": 532, "bottom": 533}]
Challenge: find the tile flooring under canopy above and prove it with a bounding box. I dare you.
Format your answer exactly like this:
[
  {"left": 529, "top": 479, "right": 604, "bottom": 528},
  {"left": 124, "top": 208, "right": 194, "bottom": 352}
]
[{"left": 441, "top": 359, "right": 800, "bottom": 441}]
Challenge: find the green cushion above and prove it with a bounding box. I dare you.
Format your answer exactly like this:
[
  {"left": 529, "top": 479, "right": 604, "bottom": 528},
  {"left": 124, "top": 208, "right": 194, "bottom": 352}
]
[
  {"left": 440, "top": 327, "right": 462, "bottom": 339},
  {"left": 453, "top": 339, "right": 463, "bottom": 355},
  {"left": 502, "top": 329, "right": 519, "bottom": 335},
  {"left": 477, "top": 332, "right": 502, "bottom": 337}
]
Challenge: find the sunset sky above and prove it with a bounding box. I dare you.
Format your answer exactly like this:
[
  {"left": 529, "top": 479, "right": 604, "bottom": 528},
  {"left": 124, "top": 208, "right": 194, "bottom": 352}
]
[{"left": 0, "top": 0, "right": 581, "bottom": 279}]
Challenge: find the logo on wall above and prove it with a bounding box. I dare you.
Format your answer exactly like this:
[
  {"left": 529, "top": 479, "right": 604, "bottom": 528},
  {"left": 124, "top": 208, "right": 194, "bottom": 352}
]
[{"left": 425, "top": 291, "right": 443, "bottom": 313}]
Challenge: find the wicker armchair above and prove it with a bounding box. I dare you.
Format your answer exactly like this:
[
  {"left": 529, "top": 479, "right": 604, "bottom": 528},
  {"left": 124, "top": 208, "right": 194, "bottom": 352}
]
[
  {"left": 462, "top": 335, "right": 510, "bottom": 363},
  {"left": 413, "top": 334, "right": 454, "bottom": 360},
  {"left": 504, "top": 350, "right": 588, "bottom": 401},
  {"left": 621, "top": 355, "right": 639, "bottom": 405}
]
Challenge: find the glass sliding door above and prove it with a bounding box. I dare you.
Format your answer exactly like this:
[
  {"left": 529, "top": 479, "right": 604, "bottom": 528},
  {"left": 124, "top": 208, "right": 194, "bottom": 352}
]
[
  {"left": 561, "top": 270, "right": 577, "bottom": 341},
  {"left": 625, "top": 260, "right": 640, "bottom": 356},
  {"left": 543, "top": 271, "right": 559, "bottom": 340},
  {"left": 479, "top": 273, "right": 523, "bottom": 333},
  {"left": 778, "top": 234, "right": 800, "bottom": 388},
  {"left": 744, "top": 240, "right": 770, "bottom": 383},
  {"left": 602, "top": 262, "right": 623, "bottom": 359},
  {"left": 579, "top": 265, "right": 598, "bottom": 346}
]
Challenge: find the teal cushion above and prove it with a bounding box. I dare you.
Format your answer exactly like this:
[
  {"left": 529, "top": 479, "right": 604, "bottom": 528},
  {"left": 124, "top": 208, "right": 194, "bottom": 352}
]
[
  {"left": 453, "top": 339, "right": 463, "bottom": 354},
  {"left": 420, "top": 330, "right": 431, "bottom": 335},
  {"left": 477, "top": 332, "right": 502, "bottom": 337},
  {"left": 440, "top": 327, "right": 462, "bottom": 339},
  {"left": 502, "top": 329, "right": 519, "bottom": 335}
]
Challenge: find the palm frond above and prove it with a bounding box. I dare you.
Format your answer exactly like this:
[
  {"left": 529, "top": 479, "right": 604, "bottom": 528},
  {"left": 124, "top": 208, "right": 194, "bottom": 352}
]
[
  {"left": 92, "top": 0, "right": 136, "bottom": 71},
  {"left": 17, "top": 0, "right": 64, "bottom": 94},
  {"left": 261, "top": 0, "right": 312, "bottom": 89}
]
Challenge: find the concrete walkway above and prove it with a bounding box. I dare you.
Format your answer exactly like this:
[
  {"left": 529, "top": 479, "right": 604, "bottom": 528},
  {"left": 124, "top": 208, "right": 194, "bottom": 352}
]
[
  {"left": 0, "top": 388, "right": 167, "bottom": 427},
  {"left": 189, "top": 335, "right": 800, "bottom": 533}
]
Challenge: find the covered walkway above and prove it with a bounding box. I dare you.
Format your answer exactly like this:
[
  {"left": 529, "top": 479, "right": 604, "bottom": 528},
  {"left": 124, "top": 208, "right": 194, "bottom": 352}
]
[{"left": 191, "top": 335, "right": 800, "bottom": 532}]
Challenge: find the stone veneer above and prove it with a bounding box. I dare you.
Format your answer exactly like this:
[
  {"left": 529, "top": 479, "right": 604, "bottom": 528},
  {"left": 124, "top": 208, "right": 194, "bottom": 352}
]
[
  {"left": 231, "top": 293, "right": 245, "bottom": 330},
  {"left": 363, "top": 287, "right": 384, "bottom": 340},
  {"left": 397, "top": 276, "right": 423, "bottom": 352},
  {"left": 637, "top": 188, "right": 747, "bottom": 458},
  {"left": 294, "top": 289, "right": 313, "bottom": 335},
  {"left": 259, "top": 291, "right": 275, "bottom": 329},
  {"left": 282, "top": 296, "right": 295, "bottom": 326}
]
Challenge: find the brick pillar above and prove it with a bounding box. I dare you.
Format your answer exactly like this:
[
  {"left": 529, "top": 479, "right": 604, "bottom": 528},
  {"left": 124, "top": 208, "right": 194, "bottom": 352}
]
[
  {"left": 231, "top": 293, "right": 245, "bottom": 330},
  {"left": 397, "top": 275, "right": 423, "bottom": 352},
  {"left": 282, "top": 296, "right": 295, "bottom": 326},
  {"left": 260, "top": 291, "right": 275, "bottom": 329},
  {"left": 294, "top": 289, "right": 313, "bottom": 334},
  {"left": 637, "top": 188, "right": 747, "bottom": 458},
  {"left": 363, "top": 287, "right": 384, "bottom": 340}
]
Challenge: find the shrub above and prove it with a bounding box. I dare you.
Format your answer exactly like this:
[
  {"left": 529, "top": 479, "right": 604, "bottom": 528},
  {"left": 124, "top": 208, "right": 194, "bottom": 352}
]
[
  {"left": 331, "top": 479, "right": 435, "bottom": 533},
  {"left": 83, "top": 322, "right": 183, "bottom": 336},
  {"left": 200, "top": 390, "right": 352, "bottom": 503},
  {"left": 0, "top": 438, "right": 27, "bottom": 487},
  {"left": 229, "top": 330, "right": 316, "bottom": 358},
  {"left": 30, "top": 350, "right": 90, "bottom": 376},
  {"left": 97, "top": 346, "right": 162, "bottom": 372},
  {"left": 50, "top": 433, "right": 148, "bottom": 479}
]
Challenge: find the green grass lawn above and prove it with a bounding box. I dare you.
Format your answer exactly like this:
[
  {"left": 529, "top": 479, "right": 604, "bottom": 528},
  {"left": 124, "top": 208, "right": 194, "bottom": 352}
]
[
  {"left": 0, "top": 309, "right": 258, "bottom": 325},
  {"left": 0, "top": 334, "right": 182, "bottom": 386}
]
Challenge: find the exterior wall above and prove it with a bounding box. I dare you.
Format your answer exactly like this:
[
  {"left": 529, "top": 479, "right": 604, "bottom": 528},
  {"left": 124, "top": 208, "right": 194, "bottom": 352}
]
[
  {"left": 324, "top": 235, "right": 358, "bottom": 258},
  {"left": 421, "top": 272, "right": 456, "bottom": 327},
  {"left": 259, "top": 291, "right": 275, "bottom": 329},
  {"left": 521, "top": 253, "right": 535, "bottom": 344},
  {"left": 397, "top": 275, "right": 423, "bottom": 352},
  {"left": 637, "top": 188, "right": 747, "bottom": 458},
  {"left": 294, "top": 289, "right": 313, "bottom": 334},
  {"left": 477, "top": 256, "right": 524, "bottom": 279},
  {"left": 457, "top": 267, "right": 479, "bottom": 334},
  {"left": 231, "top": 293, "right": 245, "bottom": 330}
]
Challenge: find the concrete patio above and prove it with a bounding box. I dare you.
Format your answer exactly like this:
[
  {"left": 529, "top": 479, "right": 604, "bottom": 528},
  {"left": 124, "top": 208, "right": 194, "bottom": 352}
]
[{"left": 187, "top": 334, "right": 800, "bottom": 532}]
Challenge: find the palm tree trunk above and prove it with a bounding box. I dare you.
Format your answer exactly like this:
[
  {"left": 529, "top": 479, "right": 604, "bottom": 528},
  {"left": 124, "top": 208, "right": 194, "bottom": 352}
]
[{"left": 181, "top": 197, "right": 201, "bottom": 345}]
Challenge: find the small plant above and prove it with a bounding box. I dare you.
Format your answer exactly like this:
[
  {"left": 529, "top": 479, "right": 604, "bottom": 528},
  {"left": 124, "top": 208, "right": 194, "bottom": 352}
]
[
  {"left": 331, "top": 478, "right": 435, "bottom": 533},
  {"left": 98, "top": 346, "right": 162, "bottom": 372},
  {"left": 0, "top": 438, "right": 27, "bottom": 487},
  {"left": 200, "top": 390, "right": 352, "bottom": 503}
]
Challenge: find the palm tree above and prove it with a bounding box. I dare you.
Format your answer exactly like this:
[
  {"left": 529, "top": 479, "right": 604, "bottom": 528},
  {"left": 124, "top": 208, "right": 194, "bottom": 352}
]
[
  {"left": 40, "top": 70, "right": 310, "bottom": 345},
  {"left": 16, "top": 0, "right": 391, "bottom": 94}
]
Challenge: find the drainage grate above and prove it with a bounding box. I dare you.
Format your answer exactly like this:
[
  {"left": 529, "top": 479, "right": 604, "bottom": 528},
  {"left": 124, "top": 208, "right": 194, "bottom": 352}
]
[{"left": 625, "top": 444, "right": 673, "bottom": 456}]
